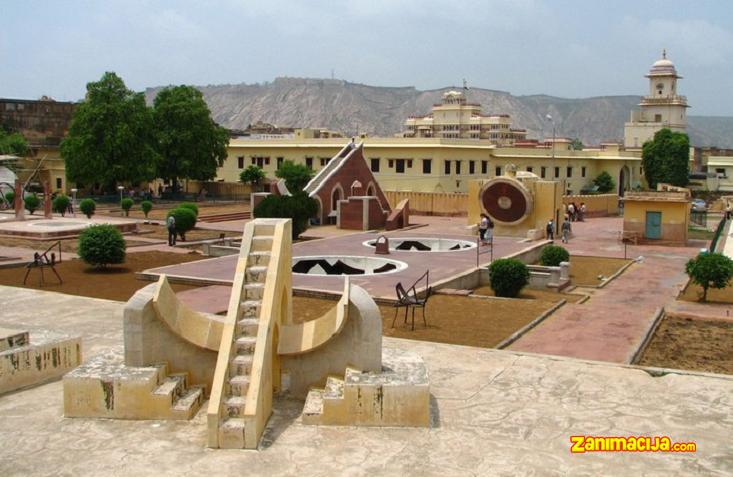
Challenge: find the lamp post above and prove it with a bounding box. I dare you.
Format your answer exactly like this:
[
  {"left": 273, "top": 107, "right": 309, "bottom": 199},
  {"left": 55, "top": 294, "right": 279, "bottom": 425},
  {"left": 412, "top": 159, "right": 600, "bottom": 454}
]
[
  {"left": 546, "top": 114, "right": 560, "bottom": 234},
  {"left": 71, "top": 188, "right": 77, "bottom": 218},
  {"left": 117, "top": 185, "right": 124, "bottom": 203}
]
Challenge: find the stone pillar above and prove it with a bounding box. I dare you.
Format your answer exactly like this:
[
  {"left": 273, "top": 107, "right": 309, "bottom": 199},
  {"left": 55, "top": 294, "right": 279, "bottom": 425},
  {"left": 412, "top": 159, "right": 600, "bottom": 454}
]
[
  {"left": 43, "top": 181, "right": 52, "bottom": 219},
  {"left": 14, "top": 180, "right": 25, "bottom": 221},
  {"left": 559, "top": 261, "right": 570, "bottom": 281}
]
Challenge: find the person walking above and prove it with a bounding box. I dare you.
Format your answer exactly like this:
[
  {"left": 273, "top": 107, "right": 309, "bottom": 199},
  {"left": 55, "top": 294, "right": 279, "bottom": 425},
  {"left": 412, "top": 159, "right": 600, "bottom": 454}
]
[
  {"left": 167, "top": 214, "right": 177, "bottom": 246},
  {"left": 479, "top": 213, "right": 489, "bottom": 246},
  {"left": 546, "top": 219, "right": 555, "bottom": 240},
  {"left": 567, "top": 203, "right": 575, "bottom": 222},
  {"left": 561, "top": 217, "right": 572, "bottom": 243},
  {"left": 579, "top": 202, "right": 586, "bottom": 222}
]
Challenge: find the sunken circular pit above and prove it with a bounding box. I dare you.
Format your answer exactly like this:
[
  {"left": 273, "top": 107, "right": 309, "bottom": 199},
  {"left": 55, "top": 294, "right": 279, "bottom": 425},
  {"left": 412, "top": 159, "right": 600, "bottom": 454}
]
[
  {"left": 363, "top": 237, "right": 476, "bottom": 252},
  {"left": 292, "top": 255, "right": 408, "bottom": 276}
]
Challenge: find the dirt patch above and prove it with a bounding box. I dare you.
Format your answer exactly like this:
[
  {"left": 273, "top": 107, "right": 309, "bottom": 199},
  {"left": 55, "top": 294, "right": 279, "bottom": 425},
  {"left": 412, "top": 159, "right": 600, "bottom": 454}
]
[
  {"left": 0, "top": 251, "right": 201, "bottom": 301},
  {"left": 569, "top": 255, "right": 631, "bottom": 286},
  {"left": 292, "top": 294, "right": 555, "bottom": 348},
  {"left": 0, "top": 236, "right": 80, "bottom": 253},
  {"left": 472, "top": 286, "right": 584, "bottom": 303},
  {"left": 680, "top": 282, "right": 733, "bottom": 304},
  {"left": 136, "top": 224, "right": 240, "bottom": 242},
  {"left": 99, "top": 202, "right": 250, "bottom": 221},
  {"left": 637, "top": 316, "right": 733, "bottom": 375}
]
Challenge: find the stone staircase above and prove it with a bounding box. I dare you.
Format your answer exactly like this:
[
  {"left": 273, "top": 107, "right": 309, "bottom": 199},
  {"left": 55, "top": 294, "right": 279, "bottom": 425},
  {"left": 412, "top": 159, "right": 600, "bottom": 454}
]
[
  {"left": 64, "top": 351, "right": 204, "bottom": 420},
  {"left": 209, "top": 221, "right": 277, "bottom": 448}
]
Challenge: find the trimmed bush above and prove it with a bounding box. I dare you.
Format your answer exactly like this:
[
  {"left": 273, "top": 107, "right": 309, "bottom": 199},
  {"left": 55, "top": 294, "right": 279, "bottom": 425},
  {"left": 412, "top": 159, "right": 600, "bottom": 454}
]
[
  {"left": 4, "top": 191, "right": 14, "bottom": 204},
  {"left": 166, "top": 207, "right": 197, "bottom": 240},
  {"left": 52, "top": 194, "right": 70, "bottom": 216},
  {"left": 685, "top": 252, "right": 733, "bottom": 302},
  {"left": 78, "top": 224, "right": 126, "bottom": 267},
  {"left": 488, "top": 258, "right": 530, "bottom": 298},
  {"left": 24, "top": 194, "right": 40, "bottom": 214},
  {"left": 120, "top": 197, "right": 134, "bottom": 216},
  {"left": 178, "top": 202, "right": 199, "bottom": 216},
  {"left": 240, "top": 165, "right": 265, "bottom": 186},
  {"left": 79, "top": 198, "right": 96, "bottom": 218},
  {"left": 253, "top": 191, "right": 318, "bottom": 239},
  {"left": 141, "top": 200, "right": 153, "bottom": 218},
  {"left": 540, "top": 245, "right": 570, "bottom": 267}
]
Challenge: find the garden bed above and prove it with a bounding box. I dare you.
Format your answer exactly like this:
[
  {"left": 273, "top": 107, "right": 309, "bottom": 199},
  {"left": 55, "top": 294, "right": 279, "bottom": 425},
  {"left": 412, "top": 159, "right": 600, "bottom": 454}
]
[
  {"left": 637, "top": 315, "right": 733, "bottom": 375},
  {"left": 292, "top": 294, "right": 556, "bottom": 348},
  {"left": 568, "top": 255, "right": 631, "bottom": 286},
  {"left": 679, "top": 282, "right": 733, "bottom": 304},
  {"left": 472, "top": 286, "right": 584, "bottom": 303},
  {"left": 0, "top": 251, "right": 201, "bottom": 301}
]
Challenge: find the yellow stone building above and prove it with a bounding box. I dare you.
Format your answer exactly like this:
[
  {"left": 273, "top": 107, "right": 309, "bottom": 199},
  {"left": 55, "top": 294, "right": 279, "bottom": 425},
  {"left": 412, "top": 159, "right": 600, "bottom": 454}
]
[
  {"left": 403, "top": 90, "right": 526, "bottom": 145},
  {"left": 220, "top": 137, "right": 642, "bottom": 195}
]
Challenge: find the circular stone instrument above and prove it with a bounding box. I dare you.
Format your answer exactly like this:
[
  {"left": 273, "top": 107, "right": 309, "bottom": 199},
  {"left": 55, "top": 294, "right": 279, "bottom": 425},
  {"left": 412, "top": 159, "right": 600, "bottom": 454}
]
[{"left": 479, "top": 177, "right": 533, "bottom": 224}]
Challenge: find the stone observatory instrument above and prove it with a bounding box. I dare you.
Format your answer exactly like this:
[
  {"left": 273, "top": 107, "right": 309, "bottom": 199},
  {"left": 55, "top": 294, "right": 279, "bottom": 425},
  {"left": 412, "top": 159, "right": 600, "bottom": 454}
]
[{"left": 479, "top": 176, "right": 533, "bottom": 224}]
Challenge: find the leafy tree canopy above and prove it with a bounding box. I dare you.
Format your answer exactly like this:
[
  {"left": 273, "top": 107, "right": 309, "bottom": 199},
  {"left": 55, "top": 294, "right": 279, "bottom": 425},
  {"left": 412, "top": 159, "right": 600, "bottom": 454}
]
[
  {"left": 0, "top": 127, "right": 29, "bottom": 156},
  {"left": 593, "top": 171, "right": 615, "bottom": 193},
  {"left": 152, "top": 85, "right": 229, "bottom": 193},
  {"left": 685, "top": 252, "right": 733, "bottom": 302},
  {"left": 569, "top": 138, "right": 583, "bottom": 151},
  {"left": 60, "top": 72, "right": 158, "bottom": 188},
  {"left": 240, "top": 165, "right": 265, "bottom": 185},
  {"left": 642, "top": 128, "right": 690, "bottom": 189},
  {"left": 274, "top": 160, "right": 314, "bottom": 192}
]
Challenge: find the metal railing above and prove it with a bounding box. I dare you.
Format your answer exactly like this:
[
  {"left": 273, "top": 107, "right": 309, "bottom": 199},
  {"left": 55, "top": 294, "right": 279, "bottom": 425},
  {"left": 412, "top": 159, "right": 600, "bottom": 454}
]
[{"left": 709, "top": 215, "right": 728, "bottom": 253}]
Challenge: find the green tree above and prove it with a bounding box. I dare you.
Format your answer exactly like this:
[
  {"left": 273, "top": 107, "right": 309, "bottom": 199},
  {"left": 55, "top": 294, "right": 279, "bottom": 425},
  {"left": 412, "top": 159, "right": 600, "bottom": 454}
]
[
  {"left": 593, "top": 171, "right": 615, "bottom": 193},
  {"left": 569, "top": 138, "right": 584, "bottom": 151},
  {"left": 0, "top": 127, "right": 29, "bottom": 156},
  {"left": 60, "top": 72, "right": 158, "bottom": 188},
  {"left": 240, "top": 165, "right": 266, "bottom": 189},
  {"left": 120, "top": 198, "right": 133, "bottom": 216},
  {"left": 79, "top": 198, "right": 96, "bottom": 218},
  {"left": 52, "top": 194, "right": 71, "bottom": 216},
  {"left": 152, "top": 85, "right": 229, "bottom": 194},
  {"left": 275, "top": 160, "right": 314, "bottom": 192},
  {"left": 24, "top": 194, "right": 40, "bottom": 214},
  {"left": 685, "top": 252, "right": 733, "bottom": 302},
  {"left": 642, "top": 128, "right": 690, "bottom": 189},
  {"left": 78, "top": 224, "right": 126, "bottom": 268},
  {"left": 254, "top": 191, "right": 318, "bottom": 239},
  {"left": 141, "top": 200, "right": 153, "bottom": 218}
]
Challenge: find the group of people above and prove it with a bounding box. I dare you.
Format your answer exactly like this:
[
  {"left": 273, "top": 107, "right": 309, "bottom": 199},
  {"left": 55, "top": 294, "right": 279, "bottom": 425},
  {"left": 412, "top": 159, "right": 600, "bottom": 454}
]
[
  {"left": 546, "top": 216, "right": 574, "bottom": 243},
  {"left": 566, "top": 201, "right": 586, "bottom": 222}
]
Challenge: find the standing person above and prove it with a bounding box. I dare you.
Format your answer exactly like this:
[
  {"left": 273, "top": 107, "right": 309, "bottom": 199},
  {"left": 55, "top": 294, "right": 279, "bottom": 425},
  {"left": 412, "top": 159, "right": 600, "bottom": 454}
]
[
  {"left": 579, "top": 202, "right": 586, "bottom": 222},
  {"left": 479, "top": 213, "right": 489, "bottom": 246},
  {"left": 546, "top": 219, "right": 555, "bottom": 240},
  {"left": 485, "top": 215, "right": 495, "bottom": 245},
  {"left": 562, "top": 217, "right": 572, "bottom": 243},
  {"left": 567, "top": 202, "right": 576, "bottom": 222},
  {"left": 166, "top": 214, "right": 177, "bottom": 246}
]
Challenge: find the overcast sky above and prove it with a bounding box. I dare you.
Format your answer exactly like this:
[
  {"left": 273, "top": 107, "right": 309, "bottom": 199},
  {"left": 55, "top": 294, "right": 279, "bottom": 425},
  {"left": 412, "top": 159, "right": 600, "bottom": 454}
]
[{"left": 2, "top": 0, "right": 732, "bottom": 116}]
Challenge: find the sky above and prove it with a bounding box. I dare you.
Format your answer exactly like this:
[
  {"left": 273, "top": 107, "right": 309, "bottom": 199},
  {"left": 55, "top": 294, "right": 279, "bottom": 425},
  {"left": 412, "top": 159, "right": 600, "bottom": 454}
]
[{"left": 2, "top": 0, "right": 732, "bottom": 116}]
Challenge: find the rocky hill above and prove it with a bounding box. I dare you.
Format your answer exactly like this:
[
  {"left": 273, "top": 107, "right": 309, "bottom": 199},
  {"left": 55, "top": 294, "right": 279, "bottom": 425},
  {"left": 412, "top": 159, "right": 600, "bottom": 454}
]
[{"left": 145, "top": 77, "right": 733, "bottom": 148}]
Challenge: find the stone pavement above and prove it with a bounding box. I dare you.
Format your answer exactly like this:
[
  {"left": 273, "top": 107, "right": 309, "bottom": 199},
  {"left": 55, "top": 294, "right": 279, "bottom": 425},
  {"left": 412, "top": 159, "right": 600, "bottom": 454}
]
[{"left": 0, "top": 286, "right": 731, "bottom": 475}]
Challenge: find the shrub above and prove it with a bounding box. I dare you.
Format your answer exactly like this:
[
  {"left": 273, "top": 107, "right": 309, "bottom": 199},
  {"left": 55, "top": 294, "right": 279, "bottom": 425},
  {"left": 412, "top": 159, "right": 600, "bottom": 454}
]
[
  {"left": 120, "top": 197, "right": 134, "bottom": 216},
  {"left": 141, "top": 200, "right": 153, "bottom": 218},
  {"left": 240, "top": 165, "right": 266, "bottom": 186},
  {"left": 79, "top": 198, "right": 96, "bottom": 218},
  {"left": 540, "top": 245, "right": 570, "bottom": 267},
  {"left": 274, "top": 160, "right": 314, "bottom": 192},
  {"left": 178, "top": 202, "right": 199, "bottom": 216},
  {"left": 593, "top": 171, "right": 615, "bottom": 194},
  {"left": 685, "top": 252, "right": 733, "bottom": 302},
  {"left": 52, "top": 194, "right": 70, "bottom": 216},
  {"left": 166, "top": 207, "right": 197, "bottom": 240},
  {"left": 4, "top": 191, "right": 14, "bottom": 204},
  {"left": 78, "top": 224, "right": 126, "bottom": 267},
  {"left": 488, "top": 258, "right": 530, "bottom": 298},
  {"left": 24, "top": 194, "right": 40, "bottom": 214},
  {"left": 254, "top": 190, "right": 318, "bottom": 239}
]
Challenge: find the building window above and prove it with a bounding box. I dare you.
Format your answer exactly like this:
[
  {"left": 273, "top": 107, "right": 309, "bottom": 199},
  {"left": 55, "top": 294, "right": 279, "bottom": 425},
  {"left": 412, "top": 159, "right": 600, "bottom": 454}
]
[
  {"left": 455, "top": 161, "right": 462, "bottom": 175},
  {"left": 237, "top": 156, "right": 244, "bottom": 169},
  {"left": 716, "top": 168, "right": 727, "bottom": 178},
  {"left": 56, "top": 178, "right": 62, "bottom": 189},
  {"left": 305, "top": 157, "right": 313, "bottom": 169},
  {"left": 422, "top": 159, "right": 432, "bottom": 174},
  {"left": 581, "top": 166, "right": 586, "bottom": 178},
  {"left": 541, "top": 166, "right": 546, "bottom": 178},
  {"left": 481, "top": 160, "right": 488, "bottom": 174},
  {"left": 526, "top": 166, "right": 533, "bottom": 173},
  {"left": 554, "top": 167, "right": 560, "bottom": 178},
  {"left": 265, "top": 157, "right": 270, "bottom": 165},
  {"left": 654, "top": 114, "right": 662, "bottom": 122},
  {"left": 495, "top": 166, "right": 501, "bottom": 176},
  {"left": 251, "top": 157, "right": 256, "bottom": 165},
  {"left": 640, "top": 166, "right": 643, "bottom": 175},
  {"left": 566, "top": 166, "right": 573, "bottom": 178},
  {"left": 407, "top": 159, "right": 413, "bottom": 168},
  {"left": 370, "top": 158, "right": 380, "bottom": 173},
  {"left": 320, "top": 158, "right": 327, "bottom": 167},
  {"left": 469, "top": 161, "right": 475, "bottom": 174},
  {"left": 277, "top": 157, "right": 284, "bottom": 169},
  {"left": 395, "top": 159, "right": 406, "bottom": 174},
  {"left": 389, "top": 159, "right": 394, "bottom": 168},
  {"left": 444, "top": 160, "right": 451, "bottom": 175}
]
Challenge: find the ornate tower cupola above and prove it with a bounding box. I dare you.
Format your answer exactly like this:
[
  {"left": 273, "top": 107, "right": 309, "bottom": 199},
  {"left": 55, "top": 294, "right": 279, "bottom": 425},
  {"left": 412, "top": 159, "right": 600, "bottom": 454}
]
[{"left": 624, "top": 50, "right": 689, "bottom": 148}]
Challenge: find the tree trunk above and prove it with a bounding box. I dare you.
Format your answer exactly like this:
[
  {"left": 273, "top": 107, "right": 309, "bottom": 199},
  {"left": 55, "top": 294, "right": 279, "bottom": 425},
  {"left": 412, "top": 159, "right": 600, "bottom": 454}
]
[{"left": 702, "top": 285, "right": 708, "bottom": 302}]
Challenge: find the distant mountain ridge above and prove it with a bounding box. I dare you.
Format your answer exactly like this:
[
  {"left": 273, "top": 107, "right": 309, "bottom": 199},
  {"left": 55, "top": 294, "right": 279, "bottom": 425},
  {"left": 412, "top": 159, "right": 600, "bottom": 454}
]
[{"left": 145, "top": 77, "right": 733, "bottom": 148}]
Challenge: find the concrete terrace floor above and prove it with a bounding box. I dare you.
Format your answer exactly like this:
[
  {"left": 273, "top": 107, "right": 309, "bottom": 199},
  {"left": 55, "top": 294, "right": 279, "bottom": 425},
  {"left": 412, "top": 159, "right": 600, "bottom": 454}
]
[
  {"left": 143, "top": 230, "right": 530, "bottom": 300},
  {"left": 1, "top": 286, "right": 732, "bottom": 476}
]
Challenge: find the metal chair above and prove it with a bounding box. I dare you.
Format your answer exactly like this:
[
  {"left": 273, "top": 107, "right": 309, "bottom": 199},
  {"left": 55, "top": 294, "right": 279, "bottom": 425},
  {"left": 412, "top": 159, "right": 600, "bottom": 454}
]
[{"left": 392, "top": 271, "right": 431, "bottom": 330}]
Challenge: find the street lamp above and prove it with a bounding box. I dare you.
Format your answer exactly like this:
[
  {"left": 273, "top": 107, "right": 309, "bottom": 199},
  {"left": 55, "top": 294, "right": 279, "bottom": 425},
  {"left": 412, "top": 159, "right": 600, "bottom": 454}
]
[
  {"left": 546, "top": 114, "right": 560, "bottom": 234},
  {"left": 117, "top": 185, "right": 124, "bottom": 203},
  {"left": 71, "top": 188, "right": 77, "bottom": 218}
]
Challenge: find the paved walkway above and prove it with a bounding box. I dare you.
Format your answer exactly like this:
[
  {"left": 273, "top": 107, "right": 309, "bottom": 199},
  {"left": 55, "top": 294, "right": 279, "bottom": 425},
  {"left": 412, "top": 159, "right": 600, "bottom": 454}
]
[
  {"left": 510, "top": 217, "right": 701, "bottom": 363},
  {"left": 1, "top": 285, "right": 731, "bottom": 475}
]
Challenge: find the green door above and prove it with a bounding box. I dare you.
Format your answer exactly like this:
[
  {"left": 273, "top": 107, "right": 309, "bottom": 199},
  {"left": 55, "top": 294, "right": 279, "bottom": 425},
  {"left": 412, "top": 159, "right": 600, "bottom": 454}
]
[{"left": 645, "top": 211, "right": 662, "bottom": 239}]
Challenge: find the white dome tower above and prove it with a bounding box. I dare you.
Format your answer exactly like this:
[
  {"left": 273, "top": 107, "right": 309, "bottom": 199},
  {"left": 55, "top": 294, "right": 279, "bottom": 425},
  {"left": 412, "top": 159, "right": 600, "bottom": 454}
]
[{"left": 624, "top": 50, "right": 689, "bottom": 149}]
